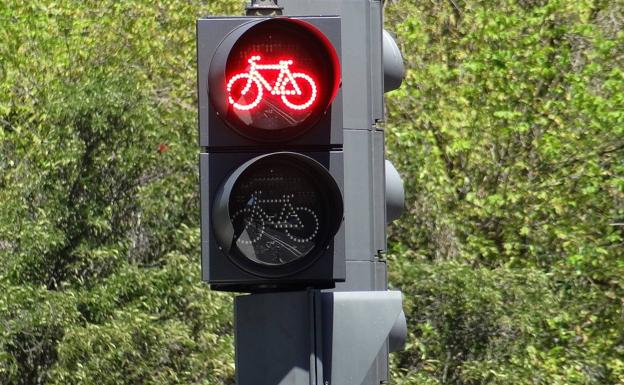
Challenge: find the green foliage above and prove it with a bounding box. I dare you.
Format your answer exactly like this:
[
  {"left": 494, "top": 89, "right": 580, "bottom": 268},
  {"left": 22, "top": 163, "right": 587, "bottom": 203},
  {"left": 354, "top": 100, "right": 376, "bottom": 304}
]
[
  {"left": 0, "top": 1, "right": 240, "bottom": 384},
  {"left": 385, "top": 0, "right": 624, "bottom": 384},
  {"left": 389, "top": 261, "right": 623, "bottom": 384},
  {"left": 0, "top": 0, "right": 622, "bottom": 384}
]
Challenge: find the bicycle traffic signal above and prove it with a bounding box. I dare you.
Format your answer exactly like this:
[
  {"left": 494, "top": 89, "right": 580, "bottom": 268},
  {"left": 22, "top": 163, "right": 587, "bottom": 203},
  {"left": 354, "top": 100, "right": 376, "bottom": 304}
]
[{"left": 198, "top": 17, "right": 345, "bottom": 292}]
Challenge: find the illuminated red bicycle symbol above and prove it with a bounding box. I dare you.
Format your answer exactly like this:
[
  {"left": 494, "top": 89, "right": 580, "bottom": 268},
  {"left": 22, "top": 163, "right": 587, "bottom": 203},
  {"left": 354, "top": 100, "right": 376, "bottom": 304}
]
[{"left": 226, "top": 55, "right": 318, "bottom": 112}]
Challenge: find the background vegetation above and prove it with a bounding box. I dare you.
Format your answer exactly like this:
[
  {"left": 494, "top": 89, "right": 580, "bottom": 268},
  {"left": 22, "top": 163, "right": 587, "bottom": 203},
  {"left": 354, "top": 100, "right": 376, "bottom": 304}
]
[{"left": 0, "top": 0, "right": 622, "bottom": 384}]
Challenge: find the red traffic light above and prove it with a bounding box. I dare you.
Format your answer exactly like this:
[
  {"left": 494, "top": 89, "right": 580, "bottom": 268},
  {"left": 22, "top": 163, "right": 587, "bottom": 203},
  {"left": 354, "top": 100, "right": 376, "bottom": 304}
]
[{"left": 209, "top": 18, "right": 341, "bottom": 142}]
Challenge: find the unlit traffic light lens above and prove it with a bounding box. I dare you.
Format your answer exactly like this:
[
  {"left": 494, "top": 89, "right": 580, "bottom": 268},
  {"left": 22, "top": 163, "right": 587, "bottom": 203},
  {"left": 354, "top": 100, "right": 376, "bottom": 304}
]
[
  {"left": 230, "top": 162, "right": 323, "bottom": 266},
  {"left": 212, "top": 153, "right": 343, "bottom": 277}
]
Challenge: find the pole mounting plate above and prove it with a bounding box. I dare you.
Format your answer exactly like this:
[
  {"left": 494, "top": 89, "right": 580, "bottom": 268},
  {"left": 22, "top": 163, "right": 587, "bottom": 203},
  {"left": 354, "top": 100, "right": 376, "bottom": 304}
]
[{"left": 246, "top": 0, "right": 283, "bottom": 16}]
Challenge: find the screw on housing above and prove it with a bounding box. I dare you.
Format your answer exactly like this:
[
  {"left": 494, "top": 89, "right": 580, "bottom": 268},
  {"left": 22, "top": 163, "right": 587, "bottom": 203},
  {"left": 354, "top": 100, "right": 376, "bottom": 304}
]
[{"left": 246, "top": 0, "right": 283, "bottom": 16}]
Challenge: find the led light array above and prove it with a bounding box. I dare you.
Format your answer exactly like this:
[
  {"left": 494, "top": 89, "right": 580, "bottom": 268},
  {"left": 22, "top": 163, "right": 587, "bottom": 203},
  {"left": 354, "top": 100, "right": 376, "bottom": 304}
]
[{"left": 225, "top": 56, "right": 319, "bottom": 112}]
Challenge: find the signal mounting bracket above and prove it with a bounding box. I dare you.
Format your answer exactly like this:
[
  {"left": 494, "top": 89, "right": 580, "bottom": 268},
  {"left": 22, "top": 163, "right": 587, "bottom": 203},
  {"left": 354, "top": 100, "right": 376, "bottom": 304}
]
[{"left": 246, "top": 0, "right": 283, "bottom": 16}]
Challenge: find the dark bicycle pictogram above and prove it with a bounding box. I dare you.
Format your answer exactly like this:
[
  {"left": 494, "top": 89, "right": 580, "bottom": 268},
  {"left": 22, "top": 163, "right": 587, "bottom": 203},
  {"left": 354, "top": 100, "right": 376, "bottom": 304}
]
[{"left": 232, "top": 191, "right": 320, "bottom": 250}]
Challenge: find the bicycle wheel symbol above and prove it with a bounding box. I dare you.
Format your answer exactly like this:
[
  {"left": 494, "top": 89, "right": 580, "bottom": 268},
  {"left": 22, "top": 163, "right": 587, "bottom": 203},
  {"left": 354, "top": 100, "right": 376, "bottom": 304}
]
[
  {"left": 231, "top": 207, "right": 265, "bottom": 244},
  {"left": 227, "top": 74, "right": 263, "bottom": 111},
  {"left": 281, "top": 74, "right": 318, "bottom": 111},
  {"left": 285, "top": 207, "right": 320, "bottom": 243}
]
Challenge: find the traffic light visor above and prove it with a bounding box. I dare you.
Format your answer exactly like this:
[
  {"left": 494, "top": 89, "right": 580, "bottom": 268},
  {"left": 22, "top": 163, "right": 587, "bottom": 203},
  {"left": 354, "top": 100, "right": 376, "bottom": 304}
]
[{"left": 209, "top": 18, "right": 341, "bottom": 141}]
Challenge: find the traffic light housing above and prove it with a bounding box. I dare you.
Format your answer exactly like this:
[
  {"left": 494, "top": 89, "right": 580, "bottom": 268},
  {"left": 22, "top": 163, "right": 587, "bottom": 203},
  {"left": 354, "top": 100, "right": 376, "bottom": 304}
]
[{"left": 198, "top": 17, "right": 345, "bottom": 292}]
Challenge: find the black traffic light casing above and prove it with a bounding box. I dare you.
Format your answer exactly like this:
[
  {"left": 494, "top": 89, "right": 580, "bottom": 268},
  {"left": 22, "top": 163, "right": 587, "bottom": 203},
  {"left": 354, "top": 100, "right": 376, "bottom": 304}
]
[{"left": 198, "top": 16, "right": 345, "bottom": 292}]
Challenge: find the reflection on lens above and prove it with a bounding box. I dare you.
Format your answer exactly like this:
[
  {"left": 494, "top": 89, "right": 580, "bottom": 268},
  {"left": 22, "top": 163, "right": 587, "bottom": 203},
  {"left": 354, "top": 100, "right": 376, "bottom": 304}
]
[{"left": 229, "top": 160, "right": 325, "bottom": 266}]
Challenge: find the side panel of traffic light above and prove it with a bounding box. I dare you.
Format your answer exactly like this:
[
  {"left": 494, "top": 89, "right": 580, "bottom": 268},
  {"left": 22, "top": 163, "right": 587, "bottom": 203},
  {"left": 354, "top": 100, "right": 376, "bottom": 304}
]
[{"left": 197, "top": 17, "right": 345, "bottom": 292}]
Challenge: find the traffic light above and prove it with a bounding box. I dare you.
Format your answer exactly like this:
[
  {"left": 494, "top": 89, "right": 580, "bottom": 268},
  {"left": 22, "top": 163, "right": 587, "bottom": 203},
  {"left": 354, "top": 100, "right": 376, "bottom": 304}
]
[
  {"left": 198, "top": 17, "right": 345, "bottom": 292},
  {"left": 383, "top": 28, "right": 406, "bottom": 223}
]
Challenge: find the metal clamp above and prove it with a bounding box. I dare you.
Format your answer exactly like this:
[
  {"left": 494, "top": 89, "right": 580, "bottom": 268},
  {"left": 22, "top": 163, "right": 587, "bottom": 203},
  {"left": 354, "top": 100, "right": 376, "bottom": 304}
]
[{"left": 246, "top": 0, "right": 283, "bottom": 16}]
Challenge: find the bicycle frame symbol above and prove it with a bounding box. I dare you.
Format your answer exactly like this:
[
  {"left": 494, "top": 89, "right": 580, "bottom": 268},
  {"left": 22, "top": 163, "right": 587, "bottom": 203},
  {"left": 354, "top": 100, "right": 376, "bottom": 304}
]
[
  {"left": 226, "top": 56, "right": 318, "bottom": 112},
  {"left": 232, "top": 191, "right": 320, "bottom": 246}
]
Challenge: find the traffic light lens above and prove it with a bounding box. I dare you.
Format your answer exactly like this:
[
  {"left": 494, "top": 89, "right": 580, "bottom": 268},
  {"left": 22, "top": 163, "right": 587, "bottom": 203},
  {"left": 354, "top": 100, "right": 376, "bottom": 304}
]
[
  {"left": 229, "top": 161, "right": 325, "bottom": 266},
  {"left": 209, "top": 19, "right": 341, "bottom": 141},
  {"left": 211, "top": 153, "right": 343, "bottom": 276}
]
